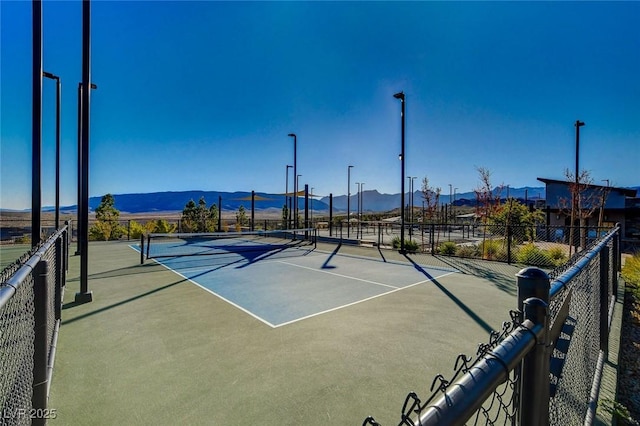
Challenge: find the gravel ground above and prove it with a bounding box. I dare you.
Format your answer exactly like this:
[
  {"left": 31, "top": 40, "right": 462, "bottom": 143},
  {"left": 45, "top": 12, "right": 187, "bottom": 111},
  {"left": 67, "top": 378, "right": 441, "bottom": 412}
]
[{"left": 619, "top": 277, "right": 640, "bottom": 423}]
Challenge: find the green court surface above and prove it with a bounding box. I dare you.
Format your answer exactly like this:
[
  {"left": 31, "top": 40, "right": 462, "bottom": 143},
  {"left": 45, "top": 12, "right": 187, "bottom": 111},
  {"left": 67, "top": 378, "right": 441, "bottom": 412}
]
[{"left": 50, "top": 240, "right": 523, "bottom": 425}]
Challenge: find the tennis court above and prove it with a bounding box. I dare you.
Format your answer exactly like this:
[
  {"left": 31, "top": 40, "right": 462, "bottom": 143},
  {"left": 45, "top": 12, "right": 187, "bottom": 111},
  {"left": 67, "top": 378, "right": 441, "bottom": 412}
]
[{"left": 135, "top": 231, "right": 458, "bottom": 327}]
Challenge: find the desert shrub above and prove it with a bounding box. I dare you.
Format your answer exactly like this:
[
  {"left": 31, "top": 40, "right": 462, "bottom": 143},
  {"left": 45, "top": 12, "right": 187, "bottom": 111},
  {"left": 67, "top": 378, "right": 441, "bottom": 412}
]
[
  {"left": 128, "top": 220, "right": 146, "bottom": 240},
  {"left": 405, "top": 239, "right": 420, "bottom": 253},
  {"left": 392, "top": 237, "right": 419, "bottom": 253},
  {"left": 438, "top": 241, "right": 457, "bottom": 256},
  {"left": 547, "top": 246, "right": 568, "bottom": 266},
  {"left": 479, "top": 239, "right": 503, "bottom": 260},
  {"left": 622, "top": 252, "right": 640, "bottom": 288},
  {"left": 456, "top": 245, "right": 478, "bottom": 258},
  {"left": 516, "top": 243, "right": 557, "bottom": 267}
]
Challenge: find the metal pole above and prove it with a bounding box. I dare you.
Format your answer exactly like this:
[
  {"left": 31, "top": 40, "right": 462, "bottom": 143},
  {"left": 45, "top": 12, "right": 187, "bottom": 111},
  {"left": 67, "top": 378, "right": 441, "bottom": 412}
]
[
  {"left": 76, "top": 83, "right": 82, "bottom": 255},
  {"left": 600, "top": 245, "right": 610, "bottom": 352},
  {"left": 286, "top": 165, "right": 291, "bottom": 229},
  {"left": 251, "top": 190, "right": 255, "bottom": 231},
  {"left": 519, "top": 297, "right": 550, "bottom": 426},
  {"left": 218, "top": 195, "right": 222, "bottom": 231},
  {"left": 329, "top": 193, "right": 333, "bottom": 237},
  {"left": 32, "top": 0, "right": 43, "bottom": 247},
  {"left": 348, "top": 165, "right": 353, "bottom": 238},
  {"left": 76, "top": 0, "right": 93, "bottom": 303},
  {"left": 55, "top": 78, "right": 61, "bottom": 229},
  {"left": 571, "top": 120, "right": 585, "bottom": 255},
  {"left": 32, "top": 260, "right": 50, "bottom": 425},
  {"left": 288, "top": 133, "right": 297, "bottom": 228},
  {"left": 394, "top": 92, "right": 405, "bottom": 253},
  {"left": 304, "top": 185, "right": 309, "bottom": 238}
]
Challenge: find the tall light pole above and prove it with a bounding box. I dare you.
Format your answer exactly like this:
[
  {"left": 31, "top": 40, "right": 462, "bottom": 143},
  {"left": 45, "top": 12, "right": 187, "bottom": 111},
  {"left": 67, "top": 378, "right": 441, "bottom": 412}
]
[
  {"left": 570, "top": 120, "right": 585, "bottom": 254},
  {"left": 347, "top": 165, "right": 354, "bottom": 237},
  {"left": 32, "top": 0, "right": 43, "bottom": 247},
  {"left": 288, "top": 133, "right": 297, "bottom": 228},
  {"left": 394, "top": 91, "right": 405, "bottom": 253},
  {"left": 43, "top": 71, "right": 61, "bottom": 229},
  {"left": 77, "top": 0, "right": 93, "bottom": 303},
  {"left": 285, "top": 165, "right": 292, "bottom": 229},
  {"left": 76, "top": 81, "right": 97, "bottom": 255}
]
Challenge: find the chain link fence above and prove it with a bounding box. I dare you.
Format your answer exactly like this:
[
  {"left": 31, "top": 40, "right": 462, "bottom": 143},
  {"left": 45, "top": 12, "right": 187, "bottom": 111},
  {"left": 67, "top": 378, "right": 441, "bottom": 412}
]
[
  {"left": 363, "top": 226, "right": 620, "bottom": 425},
  {"left": 1, "top": 226, "right": 68, "bottom": 424}
]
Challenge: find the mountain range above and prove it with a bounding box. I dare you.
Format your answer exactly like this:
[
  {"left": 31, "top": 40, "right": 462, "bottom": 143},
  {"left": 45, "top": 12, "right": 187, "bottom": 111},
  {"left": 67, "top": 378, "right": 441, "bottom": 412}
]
[{"left": 36, "top": 186, "right": 549, "bottom": 214}]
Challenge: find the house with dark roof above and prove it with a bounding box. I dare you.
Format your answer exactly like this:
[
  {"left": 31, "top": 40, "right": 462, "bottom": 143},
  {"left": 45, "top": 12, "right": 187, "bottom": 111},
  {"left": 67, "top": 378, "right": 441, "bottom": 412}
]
[{"left": 537, "top": 177, "right": 638, "bottom": 250}]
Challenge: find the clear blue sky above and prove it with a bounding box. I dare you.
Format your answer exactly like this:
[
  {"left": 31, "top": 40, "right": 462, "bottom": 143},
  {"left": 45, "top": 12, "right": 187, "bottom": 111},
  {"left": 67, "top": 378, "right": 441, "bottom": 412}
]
[{"left": 1, "top": 1, "right": 638, "bottom": 210}]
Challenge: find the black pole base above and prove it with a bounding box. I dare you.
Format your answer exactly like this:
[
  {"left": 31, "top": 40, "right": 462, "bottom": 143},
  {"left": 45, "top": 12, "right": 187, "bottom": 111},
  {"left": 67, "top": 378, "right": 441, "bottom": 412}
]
[{"left": 74, "top": 291, "right": 93, "bottom": 304}]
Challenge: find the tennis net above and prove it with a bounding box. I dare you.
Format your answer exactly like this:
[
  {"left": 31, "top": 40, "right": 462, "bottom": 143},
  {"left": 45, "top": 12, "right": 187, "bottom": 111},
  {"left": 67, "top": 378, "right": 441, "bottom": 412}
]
[{"left": 144, "top": 228, "right": 316, "bottom": 260}]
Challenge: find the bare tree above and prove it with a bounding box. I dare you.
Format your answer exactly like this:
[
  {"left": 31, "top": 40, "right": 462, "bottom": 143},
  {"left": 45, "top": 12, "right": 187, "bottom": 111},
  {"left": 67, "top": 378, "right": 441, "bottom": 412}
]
[
  {"left": 473, "top": 167, "right": 502, "bottom": 223},
  {"left": 558, "top": 169, "right": 607, "bottom": 253},
  {"left": 421, "top": 176, "right": 441, "bottom": 222}
]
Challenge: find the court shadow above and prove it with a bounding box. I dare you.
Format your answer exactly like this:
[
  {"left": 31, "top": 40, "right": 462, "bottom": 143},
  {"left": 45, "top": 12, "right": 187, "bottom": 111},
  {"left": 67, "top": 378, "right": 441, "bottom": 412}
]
[
  {"left": 61, "top": 277, "right": 188, "bottom": 325},
  {"left": 403, "top": 254, "right": 495, "bottom": 334},
  {"left": 321, "top": 244, "right": 341, "bottom": 269}
]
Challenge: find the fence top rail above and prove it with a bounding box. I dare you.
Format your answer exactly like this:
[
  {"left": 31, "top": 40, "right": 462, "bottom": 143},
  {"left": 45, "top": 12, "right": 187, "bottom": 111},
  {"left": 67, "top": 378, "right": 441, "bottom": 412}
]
[
  {"left": 549, "top": 225, "right": 619, "bottom": 300},
  {"left": 0, "top": 225, "right": 67, "bottom": 311}
]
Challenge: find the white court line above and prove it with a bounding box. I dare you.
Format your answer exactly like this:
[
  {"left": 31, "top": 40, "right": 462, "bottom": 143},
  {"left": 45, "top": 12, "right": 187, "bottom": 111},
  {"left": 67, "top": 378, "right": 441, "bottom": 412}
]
[
  {"left": 146, "top": 257, "right": 278, "bottom": 328},
  {"left": 274, "top": 271, "right": 459, "bottom": 328},
  {"left": 275, "top": 260, "right": 400, "bottom": 289},
  {"left": 138, "top": 245, "right": 459, "bottom": 328}
]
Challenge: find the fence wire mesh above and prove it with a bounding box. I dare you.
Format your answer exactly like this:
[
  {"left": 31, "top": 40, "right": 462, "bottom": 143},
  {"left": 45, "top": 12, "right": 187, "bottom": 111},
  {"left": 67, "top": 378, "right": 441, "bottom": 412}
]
[
  {"left": 0, "top": 227, "right": 67, "bottom": 425},
  {"left": 546, "top": 233, "right": 616, "bottom": 425},
  {"left": 363, "top": 311, "right": 522, "bottom": 426},
  {"left": 0, "top": 274, "right": 35, "bottom": 426},
  {"left": 364, "top": 227, "right": 618, "bottom": 425}
]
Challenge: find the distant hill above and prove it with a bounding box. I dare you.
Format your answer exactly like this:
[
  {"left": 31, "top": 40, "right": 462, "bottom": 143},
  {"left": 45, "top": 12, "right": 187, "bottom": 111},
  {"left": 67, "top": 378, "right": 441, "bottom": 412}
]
[
  {"left": 323, "top": 187, "right": 547, "bottom": 212},
  {"left": 18, "top": 184, "right": 640, "bottom": 215},
  {"left": 57, "top": 190, "right": 329, "bottom": 214}
]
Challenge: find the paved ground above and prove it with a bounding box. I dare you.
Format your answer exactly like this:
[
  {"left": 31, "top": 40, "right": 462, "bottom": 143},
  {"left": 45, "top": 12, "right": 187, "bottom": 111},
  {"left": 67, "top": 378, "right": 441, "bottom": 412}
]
[{"left": 46, "top": 239, "right": 620, "bottom": 425}]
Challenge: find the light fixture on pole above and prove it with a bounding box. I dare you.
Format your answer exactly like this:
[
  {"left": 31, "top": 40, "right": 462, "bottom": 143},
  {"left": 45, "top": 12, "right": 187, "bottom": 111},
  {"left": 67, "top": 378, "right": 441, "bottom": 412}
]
[
  {"left": 393, "top": 91, "right": 405, "bottom": 253},
  {"left": 43, "top": 71, "right": 61, "bottom": 230}
]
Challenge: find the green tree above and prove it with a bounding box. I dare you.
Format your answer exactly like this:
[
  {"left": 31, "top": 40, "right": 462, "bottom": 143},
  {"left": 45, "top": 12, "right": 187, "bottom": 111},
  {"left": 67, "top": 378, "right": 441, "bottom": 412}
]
[
  {"left": 89, "top": 194, "right": 125, "bottom": 240},
  {"left": 181, "top": 199, "right": 199, "bottom": 232},
  {"left": 236, "top": 205, "right": 248, "bottom": 230},
  {"left": 282, "top": 204, "right": 289, "bottom": 228},
  {"left": 182, "top": 197, "right": 217, "bottom": 232}
]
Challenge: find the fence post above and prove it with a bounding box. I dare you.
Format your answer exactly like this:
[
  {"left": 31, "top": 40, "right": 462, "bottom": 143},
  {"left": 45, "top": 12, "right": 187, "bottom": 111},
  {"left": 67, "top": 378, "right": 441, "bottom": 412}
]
[
  {"left": 600, "top": 245, "right": 610, "bottom": 353},
  {"left": 507, "top": 224, "right": 513, "bottom": 265},
  {"left": 55, "top": 236, "right": 63, "bottom": 321},
  {"left": 516, "top": 267, "right": 550, "bottom": 315},
  {"left": 33, "top": 259, "right": 50, "bottom": 426},
  {"left": 613, "top": 225, "right": 620, "bottom": 293},
  {"left": 519, "top": 296, "right": 550, "bottom": 426}
]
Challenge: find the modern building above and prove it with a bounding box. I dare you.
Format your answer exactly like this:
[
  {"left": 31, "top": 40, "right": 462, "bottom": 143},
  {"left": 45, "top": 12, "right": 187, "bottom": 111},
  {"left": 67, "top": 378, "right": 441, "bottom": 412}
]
[{"left": 538, "top": 177, "right": 638, "bottom": 250}]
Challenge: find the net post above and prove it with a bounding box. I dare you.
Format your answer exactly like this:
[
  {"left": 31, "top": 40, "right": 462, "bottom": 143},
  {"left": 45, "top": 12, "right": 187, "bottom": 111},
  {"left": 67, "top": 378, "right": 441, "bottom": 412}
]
[
  {"left": 146, "top": 234, "right": 151, "bottom": 259},
  {"left": 329, "top": 193, "right": 333, "bottom": 237},
  {"left": 140, "top": 234, "right": 145, "bottom": 264}
]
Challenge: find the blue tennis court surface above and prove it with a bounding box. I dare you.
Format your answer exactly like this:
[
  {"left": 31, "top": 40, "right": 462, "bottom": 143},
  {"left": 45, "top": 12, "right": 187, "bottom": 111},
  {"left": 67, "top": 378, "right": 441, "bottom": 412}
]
[{"left": 136, "top": 245, "right": 458, "bottom": 327}]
